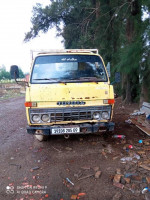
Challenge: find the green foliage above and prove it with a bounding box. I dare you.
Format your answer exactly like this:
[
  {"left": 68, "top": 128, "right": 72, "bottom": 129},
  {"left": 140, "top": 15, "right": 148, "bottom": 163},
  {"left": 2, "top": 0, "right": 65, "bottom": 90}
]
[
  {"left": 0, "top": 66, "right": 25, "bottom": 80},
  {"left": 25, "top": 0, "right": 150, "bottom": 103},
  {"left": 0, "top": 66, "right": 11, "bottom": 80},
  {"left": 18, "top": 68, "right": 25, "bottom": 78}
]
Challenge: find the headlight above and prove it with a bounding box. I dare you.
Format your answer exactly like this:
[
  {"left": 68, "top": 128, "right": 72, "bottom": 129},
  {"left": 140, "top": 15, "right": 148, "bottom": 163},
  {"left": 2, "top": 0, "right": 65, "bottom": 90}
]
[
  {"left": 32, "top": 114, "right": 40, "bottom": 122},
  {"left": 41, "top": 114, "right": 50, "bottom": 122},
  {"left": 101, "top": 111, "right": 109, "bottom": 119},
  {"left": 93, "top": 112, "right": 101, "bottom": 120}
]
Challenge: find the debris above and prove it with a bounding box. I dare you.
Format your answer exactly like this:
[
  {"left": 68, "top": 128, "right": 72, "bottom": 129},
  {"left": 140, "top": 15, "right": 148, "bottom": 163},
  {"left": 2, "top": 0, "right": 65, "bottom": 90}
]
[
  {"left": 125, "top": 119, "right": 132, "bottom": 124},
  {"left": 112, "top": 135, "right": 126, "bottom": 139},
  {"left": 66, "top": 178, "right": 74, "bottom": 186},
  {"left": 124, "top": 178, "right": 131, "bottom": 184},
  {"left": 139, "top": 140, "right": 143, "bottom": 144},
  {"left": 78, "top": 173, "right": 94, "bottom": 181},
  {"left": 113, "top": 182, "right": 124, "bottom": 189},
  {"left": 142, "top": 187, "right": 150, "bottom": 194},
  {"left": 65, "top": 147, "right": 73, "bottom": 151},
  {"left": 131, "top": 175, "right": 142, "bottom": 183},
  {"left": 71, "top": 195, "right": 78, "bottom": 200},
  {"left": 77, "top": 193, "right": 86, "bottom": 198},
  {"left": 52, "top": 146, "right": 62, "bottom": 153},
  {"left": 95, "top": 171, "right": 102, "bottom": 179},
  {"left": 128, "top": 145, "right": 133, "bottom": 149},
  {"left": 124, "top": 173, "right": 137, "bottom": 178},
  {"left": 81, "top": 166, "right": 91, "bottom": 170},
  {"left": 31, "top": 166, "right": 40, "bottom": 170},
  {"left": 146, "top": 177, "right": 150, "bottom": 184},
  {"left": 120, "top": 153, "right": 140, "bottom": 163},
  {"left": 112, "top": 192, "right": 122, "bottom": 200},
  {"left": 139, "top": 164, "right": 150, "bottom": 171},
  {"left": 113, "top": 174, "right": 122, "bottom": 183},
  {"left": 10, "top": 157, "right": 14, "bottom": 160}
]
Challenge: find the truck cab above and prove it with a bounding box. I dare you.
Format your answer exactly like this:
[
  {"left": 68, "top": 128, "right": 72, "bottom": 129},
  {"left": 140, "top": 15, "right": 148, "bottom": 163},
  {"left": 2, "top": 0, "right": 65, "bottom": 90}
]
[{"left": 15, "top": 49, "right": 115, "bottom": 141}]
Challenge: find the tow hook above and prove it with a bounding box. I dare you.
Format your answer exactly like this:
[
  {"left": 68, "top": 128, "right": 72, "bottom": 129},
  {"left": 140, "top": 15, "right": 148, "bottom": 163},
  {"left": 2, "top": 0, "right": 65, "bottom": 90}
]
[{"left": 64, "top": 135, "right": 70, "bottom": 139}]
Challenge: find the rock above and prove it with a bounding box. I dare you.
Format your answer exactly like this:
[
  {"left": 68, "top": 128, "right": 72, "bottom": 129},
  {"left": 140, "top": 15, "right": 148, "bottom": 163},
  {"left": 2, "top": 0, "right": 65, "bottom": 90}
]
[
  {"left": 113, "top": 174, "right": 122, "bottom": 183},
  {"left": 65, "top": 147, "right": 73, "bottom": 151},
  {"left": 112, "top": 192, "right": 122, "bottom": 200},
  {"left": 124, "top": 178, "right": 131, "bottom": 184},
  {"left": 95, "top": 171, "right": 102, "bottom": 179}
]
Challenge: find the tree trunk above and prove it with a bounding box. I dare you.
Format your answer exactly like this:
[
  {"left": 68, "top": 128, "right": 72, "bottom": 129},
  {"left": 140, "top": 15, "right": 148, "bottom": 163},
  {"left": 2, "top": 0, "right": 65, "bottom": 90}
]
[{"left": 123, "top": 75, "right": 132, "bottom": 104}]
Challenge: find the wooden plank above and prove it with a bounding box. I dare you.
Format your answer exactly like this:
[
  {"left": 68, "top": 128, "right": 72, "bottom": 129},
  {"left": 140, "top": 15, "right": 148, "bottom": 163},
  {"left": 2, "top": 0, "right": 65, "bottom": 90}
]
[{"left": 131, "top": 118, "right": 150, "bottom": 136}]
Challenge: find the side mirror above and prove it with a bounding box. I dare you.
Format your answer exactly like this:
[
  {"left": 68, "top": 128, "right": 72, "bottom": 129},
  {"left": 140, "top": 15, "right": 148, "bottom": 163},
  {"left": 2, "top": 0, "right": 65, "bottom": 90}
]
[{"left": 10, "top": 65, "right": 19, "bottom": 79}]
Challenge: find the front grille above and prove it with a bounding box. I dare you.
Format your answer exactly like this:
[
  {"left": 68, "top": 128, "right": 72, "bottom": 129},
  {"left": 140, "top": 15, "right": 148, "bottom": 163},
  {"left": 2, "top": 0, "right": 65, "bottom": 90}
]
[{"left": 30, "top": 106, "right": 111, "bottom": 123}]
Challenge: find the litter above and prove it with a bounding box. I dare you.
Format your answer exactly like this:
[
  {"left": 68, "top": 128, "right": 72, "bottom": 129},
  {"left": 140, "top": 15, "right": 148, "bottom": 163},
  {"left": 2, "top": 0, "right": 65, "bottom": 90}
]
[
  {"left": 142, "top": 187, "right": 150, "bottom": 194},
  {"left": 112, "top": 135, "right": 126, "bottom": 139},
  {"left": 66, "top": 178, "right": 74, "bottom": 186}
]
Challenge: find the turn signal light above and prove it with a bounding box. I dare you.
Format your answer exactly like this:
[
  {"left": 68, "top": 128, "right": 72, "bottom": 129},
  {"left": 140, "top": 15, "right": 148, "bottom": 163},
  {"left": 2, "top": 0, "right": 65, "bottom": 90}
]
[
  {"left": 24, "top": 102, "right": 37, "bottom": 107},
  {"left": 103, "top": 99, "right": 115, "bottom": 104}
]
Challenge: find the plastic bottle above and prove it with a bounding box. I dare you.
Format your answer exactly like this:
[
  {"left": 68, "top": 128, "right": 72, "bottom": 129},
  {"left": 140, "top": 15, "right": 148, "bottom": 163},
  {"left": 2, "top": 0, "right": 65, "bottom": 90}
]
[{"left": 112, "top": 135, "right": 126, "bottom": 139}]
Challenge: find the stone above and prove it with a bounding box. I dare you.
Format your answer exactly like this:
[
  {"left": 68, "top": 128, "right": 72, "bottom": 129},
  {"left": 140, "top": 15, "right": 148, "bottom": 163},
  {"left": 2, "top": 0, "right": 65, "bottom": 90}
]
[
  {"left": 95, "top": 171, "right": 102, "bottom": 179},
  {"left": 113, "top": 174, "right": 122, "bottom": 183},
  {"left": 124, "top": 178, "right": 131, "bottom": 184},
  {"left": 65, "top": 147, "right": 73, "bottom": 151}
]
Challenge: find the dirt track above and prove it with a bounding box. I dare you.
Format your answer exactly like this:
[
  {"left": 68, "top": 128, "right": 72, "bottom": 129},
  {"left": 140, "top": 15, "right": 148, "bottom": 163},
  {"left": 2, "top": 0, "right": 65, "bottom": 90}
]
[{"left": 0, "top": 97, "right": 149, "bottom": 200}]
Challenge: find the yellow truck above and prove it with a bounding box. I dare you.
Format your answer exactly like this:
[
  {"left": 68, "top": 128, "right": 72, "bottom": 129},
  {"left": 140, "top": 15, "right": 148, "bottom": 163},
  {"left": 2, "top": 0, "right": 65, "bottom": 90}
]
[{"left": 11, "top": 49, "right": 115, "bottom": 141}]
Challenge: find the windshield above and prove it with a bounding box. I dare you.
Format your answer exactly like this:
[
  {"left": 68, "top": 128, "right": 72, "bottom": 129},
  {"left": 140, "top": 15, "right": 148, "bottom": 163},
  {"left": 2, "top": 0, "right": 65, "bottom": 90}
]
[{"left": 31, "top": 55, "right": 107, "bottom": 83}]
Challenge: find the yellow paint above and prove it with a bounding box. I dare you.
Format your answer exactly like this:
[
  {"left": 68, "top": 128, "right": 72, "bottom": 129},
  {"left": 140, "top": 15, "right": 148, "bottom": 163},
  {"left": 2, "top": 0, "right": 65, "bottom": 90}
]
[{"left": 25, "top": 51, "right": 114, "bottom": 126}]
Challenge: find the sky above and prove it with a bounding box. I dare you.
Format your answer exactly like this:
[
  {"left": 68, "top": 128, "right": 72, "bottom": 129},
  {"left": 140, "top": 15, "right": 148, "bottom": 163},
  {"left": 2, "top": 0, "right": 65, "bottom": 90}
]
[{"left": 0, "top": 0, "right": 64, "bottom": 73}]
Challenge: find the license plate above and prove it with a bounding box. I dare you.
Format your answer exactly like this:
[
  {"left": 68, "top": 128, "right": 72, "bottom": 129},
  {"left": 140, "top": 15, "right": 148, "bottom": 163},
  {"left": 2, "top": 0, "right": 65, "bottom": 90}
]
[{"left": 52, "top": 127, "right": 80, "bottom": 135}]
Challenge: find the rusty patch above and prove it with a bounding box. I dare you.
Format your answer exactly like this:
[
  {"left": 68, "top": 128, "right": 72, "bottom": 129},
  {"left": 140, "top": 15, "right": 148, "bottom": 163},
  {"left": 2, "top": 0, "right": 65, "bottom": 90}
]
[{"left": 85, "top": 97, "right": 90, "bottom": 99}]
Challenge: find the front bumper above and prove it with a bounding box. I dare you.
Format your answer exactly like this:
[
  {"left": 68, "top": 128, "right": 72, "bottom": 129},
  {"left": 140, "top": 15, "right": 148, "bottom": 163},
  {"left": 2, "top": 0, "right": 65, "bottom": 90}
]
[{"left": 27, "top": 122, "right": 115, "bottom": 135}]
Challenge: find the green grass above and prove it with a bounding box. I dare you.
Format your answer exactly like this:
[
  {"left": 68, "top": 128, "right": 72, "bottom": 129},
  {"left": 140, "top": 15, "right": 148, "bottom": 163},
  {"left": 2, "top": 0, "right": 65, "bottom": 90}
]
[{"left": 0, "top": 90, "right": 25, "bottom": 100}]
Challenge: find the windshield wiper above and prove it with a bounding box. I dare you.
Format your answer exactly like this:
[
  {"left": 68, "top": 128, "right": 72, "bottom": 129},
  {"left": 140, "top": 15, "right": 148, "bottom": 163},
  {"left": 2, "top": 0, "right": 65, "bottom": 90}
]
[{"left": 78, "top": 77, "right": 103, "bottom": 81}]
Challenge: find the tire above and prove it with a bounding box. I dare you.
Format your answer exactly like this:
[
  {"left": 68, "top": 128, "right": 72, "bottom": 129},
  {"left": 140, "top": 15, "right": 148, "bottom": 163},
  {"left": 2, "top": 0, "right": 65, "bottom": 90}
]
[{"left": 34, "top": 134, "right": 47, "bottom": 142}]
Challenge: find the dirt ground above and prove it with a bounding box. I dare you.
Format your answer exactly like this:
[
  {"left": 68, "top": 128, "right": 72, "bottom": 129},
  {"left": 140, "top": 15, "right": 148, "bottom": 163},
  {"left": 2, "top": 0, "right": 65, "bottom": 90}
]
[{"left": 0, "top": 96, "right": 150, "bottom": 200}]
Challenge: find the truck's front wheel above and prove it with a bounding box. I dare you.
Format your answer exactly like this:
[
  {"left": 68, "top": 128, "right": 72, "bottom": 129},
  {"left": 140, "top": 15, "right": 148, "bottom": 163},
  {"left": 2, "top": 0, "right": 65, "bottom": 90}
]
[
  {"left": 34, "top": 130, "right": 47, "bottom": 142},
  {"left": 35, "top": 135, "right": 47, "bottom": 142}
]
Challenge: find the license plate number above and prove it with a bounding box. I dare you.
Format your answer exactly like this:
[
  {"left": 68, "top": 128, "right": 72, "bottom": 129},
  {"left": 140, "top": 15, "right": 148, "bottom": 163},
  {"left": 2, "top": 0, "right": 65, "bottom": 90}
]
[{"left": 52, "top": 127, "right": 80, "bottom": 135}]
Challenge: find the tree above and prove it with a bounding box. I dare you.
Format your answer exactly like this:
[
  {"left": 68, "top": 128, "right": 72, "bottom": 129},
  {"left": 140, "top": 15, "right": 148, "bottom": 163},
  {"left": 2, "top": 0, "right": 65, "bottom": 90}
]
[
  {"left": 0, "top": 66, "right": 11, "bottom": 80},
  {"left": 25, "top": 0, "right": 150, "bottom": 103}
]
